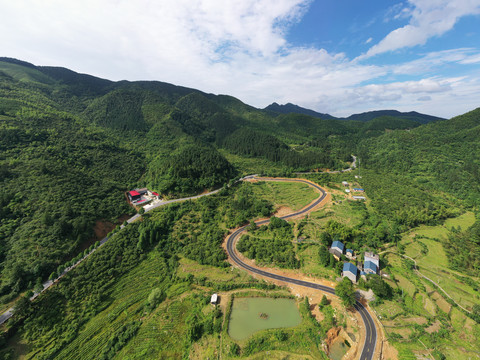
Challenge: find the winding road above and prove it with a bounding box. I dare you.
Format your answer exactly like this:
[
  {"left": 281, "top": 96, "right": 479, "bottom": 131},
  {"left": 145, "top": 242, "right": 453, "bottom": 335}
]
[
  {"left": 1, "top": 175, "right": 378, "bottom": 360},
  {"left": 226, "top": 177, "right": 377, "bottom": 360}
]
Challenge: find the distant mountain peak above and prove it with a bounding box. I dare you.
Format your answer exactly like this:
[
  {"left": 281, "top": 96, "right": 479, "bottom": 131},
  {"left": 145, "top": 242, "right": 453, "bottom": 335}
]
[
  {"left": 345, "top": 110, "right": 445, "bottom": 124},
  {"left": 264, "top": 102, "right": 336, "bottom": 120}
]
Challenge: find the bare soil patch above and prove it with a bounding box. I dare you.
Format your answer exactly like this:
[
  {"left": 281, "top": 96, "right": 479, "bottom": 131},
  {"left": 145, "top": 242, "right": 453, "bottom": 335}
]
[
  {"left": 426, "top": 320, "right": 441, "bottom": 334},
  {"left": 431, "top": 291, "right": 452, "bottom": 314},
  {"left": 274, "top": 206, "right": 294, "bottom": 217}
]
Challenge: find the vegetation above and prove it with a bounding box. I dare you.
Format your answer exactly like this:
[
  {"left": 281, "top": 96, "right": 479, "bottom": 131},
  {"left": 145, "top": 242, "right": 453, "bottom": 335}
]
[
  {"left": 237, "top": 216, "right": 299, "bottom": 269},
  {"left": 1, "top": 57, "right": 480, "bottom": 359},
  {"left": 444, "top": 219, "right": 480, "bottom": 274},
  {"left": 335, "top": 278, "right": 356, "bottom": 308}
]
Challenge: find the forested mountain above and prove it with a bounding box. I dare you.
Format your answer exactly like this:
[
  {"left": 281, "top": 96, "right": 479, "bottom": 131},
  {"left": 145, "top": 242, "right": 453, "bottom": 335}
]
[
  {"left": 0, "top": 56, "right": 472, "bottom": 320},
  {"left": 264, "top": 101, "right": 444, "bottom": 124},
  {"left": 345, "top": 109, "right": 444, "bottom": 123},
  {"left": 264, "top": 102, "right": 336, "bottom": 119},
  {"left": 2, "top": 56, "right": 480, "bottom": 359},
  {"left": 359, "top": 107, "right": 480, "bottom": 206}
]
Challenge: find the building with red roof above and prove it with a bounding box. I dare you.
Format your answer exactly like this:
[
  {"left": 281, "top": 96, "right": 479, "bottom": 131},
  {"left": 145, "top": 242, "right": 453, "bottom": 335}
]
[{"left": 128, "top": 190, "right": 141, "bottom": 202}]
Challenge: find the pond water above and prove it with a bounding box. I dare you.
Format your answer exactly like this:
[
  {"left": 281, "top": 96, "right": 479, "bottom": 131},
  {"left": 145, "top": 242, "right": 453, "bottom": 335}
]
[
  {"left": 329, "top": 337, "right": 349, "bottom": 360},
  {"left": 228, "top": 297, "right": 301, "bottom": 340}
]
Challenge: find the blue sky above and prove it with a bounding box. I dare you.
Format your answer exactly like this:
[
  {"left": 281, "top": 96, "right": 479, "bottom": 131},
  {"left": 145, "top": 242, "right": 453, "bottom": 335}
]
[{"left": 1, "top": 0, "right": 480, "bottom": 117}]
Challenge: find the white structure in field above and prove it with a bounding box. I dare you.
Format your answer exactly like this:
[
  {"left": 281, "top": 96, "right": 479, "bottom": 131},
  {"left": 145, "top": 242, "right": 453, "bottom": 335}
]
[{"left": 211, "top": 293, "right": 218, "bottom": 304}]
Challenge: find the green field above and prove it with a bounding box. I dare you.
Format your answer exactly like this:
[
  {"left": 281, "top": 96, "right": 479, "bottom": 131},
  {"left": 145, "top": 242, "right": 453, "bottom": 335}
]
[
  {"left": 43, "top": 253, "right": 174, "bottom": 360},
  {"left": 300, "top": 197, "right": 367, "bottom": 240},
  {"left": 297, "top": 244, "right": 337, "bottom": 280},
  {"left": 400, "top": 212, "right": 480, "bottom": 310},
  {"left": 374, "top": 212, "right": 480, "bottom": 359},
  {"left": 220, "top": 150, "right": 285, "bottom": 175},
  {"left": 249, "top": 181, "right": 319, "bottom": 212}
]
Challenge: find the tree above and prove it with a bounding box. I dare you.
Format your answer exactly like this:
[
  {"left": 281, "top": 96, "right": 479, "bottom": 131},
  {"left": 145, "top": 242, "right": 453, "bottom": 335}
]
[
  {"left": 34, "top": 278, "right": 44, "bottom": 294},
  {"left": 147, "top": 288, "right": 165, "bottom": 310},
  {"left": 318, "top": 245, "right": 330, "bottom": 267},
  {"left": 49, "top": 271, "right": 57, "bottom": 280},
  {"left": 335, "top": 278, "right": 356, "bottom": 308},
  {"left": 139, "top": 207, "right": 145, "bottom": 215},
  {"left": 367, "top": 275, "right": 393, "bottom": 299},
  {"left": 14, "top": 295, "right": 32, "bottom": 317},
  {"left": 335, "top": 260, "right": 344, "bottom": 275}
]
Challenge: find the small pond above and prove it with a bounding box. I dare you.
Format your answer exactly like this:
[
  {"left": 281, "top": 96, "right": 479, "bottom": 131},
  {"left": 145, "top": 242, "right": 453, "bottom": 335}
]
[
  {"left": 228, "top": 297, "right": 301, "bottom": 340},
  {"left": 329, "top": 337, "right": 349, "bottom": 360}
]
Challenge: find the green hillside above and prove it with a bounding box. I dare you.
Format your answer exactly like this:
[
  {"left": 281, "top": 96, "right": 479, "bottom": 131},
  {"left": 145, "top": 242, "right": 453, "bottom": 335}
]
[
  {"left": 2, "top": 57, "right": 480, "bottom": 360},
  {"left": 360, "top": 107, "right": 480, "bottom": 206}
]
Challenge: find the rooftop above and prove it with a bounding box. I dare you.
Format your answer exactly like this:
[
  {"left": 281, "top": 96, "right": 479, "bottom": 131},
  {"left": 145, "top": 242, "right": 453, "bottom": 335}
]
[
  {"left": 343, "top": 262, "right": 358, "bottom": 274},
  {"left": 364, "top": 252, "right": 379, "bottom": 260},
  {"left": 364, "top": 260, "right": 378, "bottom": 272},
  {"left": 332, "top": 240, "right": 344, "bottom": 251}
]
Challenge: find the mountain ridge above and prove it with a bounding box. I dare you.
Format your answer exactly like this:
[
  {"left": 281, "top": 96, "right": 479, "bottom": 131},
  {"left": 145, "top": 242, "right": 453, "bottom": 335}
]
[{"left": 264, "top": 101, "right": 444, "bottom": 124}]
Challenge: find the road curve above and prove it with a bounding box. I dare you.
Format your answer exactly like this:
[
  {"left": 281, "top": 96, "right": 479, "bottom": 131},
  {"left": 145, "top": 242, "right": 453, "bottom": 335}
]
[{"left": 226, "top": 177, "right": 377, "bottom": 360}]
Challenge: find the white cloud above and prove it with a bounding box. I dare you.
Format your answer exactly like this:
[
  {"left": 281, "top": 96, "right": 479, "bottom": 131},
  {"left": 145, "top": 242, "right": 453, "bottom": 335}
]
[
  {"left": 0, "top": 0, "right": 478, "bottom": 119},
  {"left": 361, "top": 0, "right": 480, "bottom": 59},
  {"left": 417, "top": 96, "right": 432, "bottom": 101},
  {"left": 459, "top": 54, "right": 480, "bottom": 64},
  {"left": 365, "top": 37, "right": 373, "bottom": 44}
]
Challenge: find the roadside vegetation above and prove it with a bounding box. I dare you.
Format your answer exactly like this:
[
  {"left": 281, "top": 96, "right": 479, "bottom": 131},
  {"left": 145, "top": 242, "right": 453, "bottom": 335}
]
[{"left": 2, "top": 58, "right": 480, "bottom": 359}]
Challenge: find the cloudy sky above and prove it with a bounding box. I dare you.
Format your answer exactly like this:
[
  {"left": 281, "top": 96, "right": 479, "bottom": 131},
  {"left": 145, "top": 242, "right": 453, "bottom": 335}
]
[{"left": 2, "top": 0, "right": 480, "bottom": 118}]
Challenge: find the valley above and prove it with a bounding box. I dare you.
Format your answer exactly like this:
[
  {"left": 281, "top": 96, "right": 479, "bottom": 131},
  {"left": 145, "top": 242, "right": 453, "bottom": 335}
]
[{"left": 1, "top": 57, "right": 480, "bottom": 359}]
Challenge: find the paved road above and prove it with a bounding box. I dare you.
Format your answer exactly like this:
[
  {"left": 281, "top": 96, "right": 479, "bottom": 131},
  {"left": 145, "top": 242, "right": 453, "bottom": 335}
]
[
  {"left": 226, "top": 177, "right": 376, "bottom": 360},
  {"left": 0, "top": 187, "right": 224, "bottom": 326},
  {"left": 0, "top": 175, "right": 377, "bottom": 360}
]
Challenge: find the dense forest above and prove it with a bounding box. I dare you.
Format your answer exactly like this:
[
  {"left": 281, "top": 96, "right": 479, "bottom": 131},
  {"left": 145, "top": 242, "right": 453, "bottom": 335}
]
[
  {"left": 0, "top": 180, "right": 279, "bottom": 359},
  {"left": 0, "top": 57, "right": 436, "bottom": 301},
  {"left": 1, "top": 57, "right": 480, "bottom": 359}
]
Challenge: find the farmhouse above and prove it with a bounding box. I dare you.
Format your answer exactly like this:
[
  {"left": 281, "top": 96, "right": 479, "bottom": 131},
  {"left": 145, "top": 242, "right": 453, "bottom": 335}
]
[
  {"left": 135, "top": 188, "right": 148, "bottom": 195},
  {"left": 364, "top": 252, "right": 380, "bottom": 268},
  {"left": 342, "top": 181, "right": 349, "bottom": 187},
  {"left": 360, "top": 271, "right": 367, "bottom": 281},
  {"left": 353, "top": 188, "right": 364, "bottom": 192},
  {"left": 345, "top": 249, "right": 354, "bottom": 259},
  {"left": 329, "top": 240, "right": 344, "bottom": 260},
  {"left": 342, "top": 262, "right": 358, "bottom": 283},
  {"left": 128, "top": 190, "right": 141, "bottom": 202},
  {"left": 352, "top": 196, "right": 366, "bottom": 200},
  {"left": 363, "top": 260, "right": 378, "bottom": 275}
]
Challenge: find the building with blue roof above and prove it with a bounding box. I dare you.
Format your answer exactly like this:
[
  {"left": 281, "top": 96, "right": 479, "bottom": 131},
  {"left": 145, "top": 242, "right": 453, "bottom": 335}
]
[
  {"left": 342, "top": 262, "right": 358, "bottom": 283},
  {"left": 331, "top": 241, "right": 344, "bottom": 253},
  {"left": 346, "top": 249, "right": 354, "bottom": 259},
  {"left": 364, "top": 252, "right": 379, "bottom": 268},
  {"left": 329, "top": 241, "right": 345, "bottom": 261},
  {"left": 364, "top": 260, "right": 378, "bottom": 274}
]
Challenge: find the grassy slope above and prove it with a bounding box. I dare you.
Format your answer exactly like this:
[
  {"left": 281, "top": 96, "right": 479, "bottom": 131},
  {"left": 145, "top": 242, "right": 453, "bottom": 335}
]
[
  {"left": 5, "top": 181, "right": 333, "bottom": 359},
  {"left": 248, "top": 181, "right": 319, "bottom": 212},
  {"left": 374, "top": 212, "right": 480, "bottom": 359}
]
